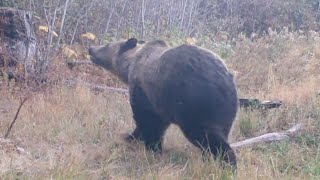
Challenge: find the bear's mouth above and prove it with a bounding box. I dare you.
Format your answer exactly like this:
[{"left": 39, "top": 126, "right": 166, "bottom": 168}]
[
  {"left": 88, "top": 55, "right": 96, "bottom": 62},
  {"left": 88, "top": 49, "right": 99, "bottom": 64},
  {"left": 89, "top": 56, "right": 113, "bottom": 69},
  {"left": 88, "top": 53, "right": 100, "bottom": 65}
]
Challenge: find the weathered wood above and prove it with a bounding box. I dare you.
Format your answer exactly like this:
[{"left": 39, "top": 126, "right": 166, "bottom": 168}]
[
  {"left": 239, "top": 98, "right": 283, "bottom": 111},
  {"left": 231, "top": 123, "right": 303, "bottom": 149},
  {"left": 0, "top": 7, "right": 39, "bottom": 80},
  {"left": 67, "top": 60, "right": 93, "bottom": 69},
  {"left": 66, "top": 79, "right": 129, "bottom": 94}
]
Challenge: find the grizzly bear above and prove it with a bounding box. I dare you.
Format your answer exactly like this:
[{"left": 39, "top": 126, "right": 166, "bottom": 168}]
[{"left": 88, "top": 38, "right": 239, "bottom": 169}]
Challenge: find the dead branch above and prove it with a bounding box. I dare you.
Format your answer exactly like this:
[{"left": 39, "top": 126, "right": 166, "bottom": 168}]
[
  {"left": 4, "top": 97, "right": 28, "bottom": 138},
  {"left": 66, "top": 79, "right": 283, "bottom": 111},
  {"left": 67, "top": 60, "right": 93, "bottom": 69},
  {"left": 66, "top": 79, "right": 129, "bottom": 94},
  {"left": 67, "top": 61, "right": 284, "bottom": 111},
  {"left": 231, "top": 123, "right": 303, "bottom": 149},
  {"left": 0, "top": 137, "right": 28, "bottom": 155}
]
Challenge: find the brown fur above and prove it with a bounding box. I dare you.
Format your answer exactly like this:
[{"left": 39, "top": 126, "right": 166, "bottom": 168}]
[{"left": 89, "top": 38, "right": 239, "bottom": 170}]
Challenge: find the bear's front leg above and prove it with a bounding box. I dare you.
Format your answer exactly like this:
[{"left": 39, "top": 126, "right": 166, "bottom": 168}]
[
  {"left": 129, "top": 85, "right": 169, "bottom": 152},
  {"left": 134, "top": 111, "right": 169, "bottom": 152}
]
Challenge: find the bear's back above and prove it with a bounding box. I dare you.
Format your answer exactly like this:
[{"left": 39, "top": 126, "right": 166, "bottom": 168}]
[
  {"left": 157, "top": 44, "right": 234, "bottom": 84},
  {"left": 139, "top": 43, "right": 238, "bottom": 125}
]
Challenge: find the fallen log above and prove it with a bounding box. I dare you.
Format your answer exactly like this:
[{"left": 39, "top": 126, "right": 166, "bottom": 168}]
[
  {"left": 67, "top": 60, "right": 93, "bottom": 69},
  {"left": 66, "top": 79, "right": 129, "bottom": 94},
  {"left": 239, "top": 98, "right": 283, "bottom": 111},
  {"left": 65, "top": 79, "right": 283, "bottom": 111},
  {"left": 66, "top": 60, "right": 284, "bottom": 111},
  {"left": 231, "top": 123, "right": 303, "bottom": 149}
]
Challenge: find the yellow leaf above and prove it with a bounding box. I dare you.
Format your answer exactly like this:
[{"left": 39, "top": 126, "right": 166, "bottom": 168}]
[
  {"left": 81, "top": 32, "right": 97, "bottom": 41},
  {"left": 38, "top": 25, "right": 59, "bottom": 37},
  {"left": 186, "top": 37, "right": 196, "bottom": 45},
  {"left": 38, "top": 25, "right": 48, "bottom": 32},
  {"left": 62, "top": 45, "right": 78, "bottom": 59}
]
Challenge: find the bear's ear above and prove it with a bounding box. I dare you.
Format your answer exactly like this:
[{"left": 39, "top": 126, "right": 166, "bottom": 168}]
[{"left": 119, "top": 38, "right": 138, "bottom": 54}]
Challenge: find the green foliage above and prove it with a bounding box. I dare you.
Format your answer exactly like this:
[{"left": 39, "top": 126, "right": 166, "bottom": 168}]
[
  {"left": 296, "top": 133, "right": 319, "bottom": 147},
  {"left": 304, "top": 151, "right": 320, "bottom": 177},
  {"left": 238, "top": 113, "right": 258, "bottom": 137}
]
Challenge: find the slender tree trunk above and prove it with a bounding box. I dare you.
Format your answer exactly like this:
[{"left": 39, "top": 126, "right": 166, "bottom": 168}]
[
  {"left": 140, "top": 0, "right": 146, "bottom": 39},
  {"left": 186, "top": 0, "right": 198, "bottom": 36},
  {"left": 180, "top": 0, "right": 187, "bottom": 30},
  {"left": 156, "top": 1, "right": 162, "bottom": 36},
  {"left": 116, "top": 0, "right": 128, "bottom": 38},
  {"left": 103, "top": 1, "right": 116, "bottom": 41},
  {"left": 70, "top": 20, "right": 79, "bottom": 45},
  {"left": 57, "top": 0, "right": 70, "bottom": 46}
]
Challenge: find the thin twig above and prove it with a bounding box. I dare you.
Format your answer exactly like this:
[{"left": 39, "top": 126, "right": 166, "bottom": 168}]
[{"left": 4, "top": 97, "right": 28, "bottom": 138}]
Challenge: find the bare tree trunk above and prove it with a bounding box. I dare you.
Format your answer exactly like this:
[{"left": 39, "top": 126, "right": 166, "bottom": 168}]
[
  {"left": 102, "top": 2, "right": 116, "bottom": 41},
  {"left": 46, "top": 0, "right": 61, "bottom": 46},
  {"left": 42, "top": 7, "right": 57, "bottom": 75},
  {"left": 70, "top": 19, "right": 80, "bottom": 45},
  {"left": 180, "top": 0, "right": 188, "bottom": 31},
  {"left": 116, "top": 0, "right": 128, "bottom": 39},
  {"left": 57, "top": 0, "right": 70, "bottom": 46},
  {"left": 0, "top": 7, "right": 39, "bottom": 80},
  {"left": 168, "top": 1, "right": 173, "bottom": 31},
  {"left": 186, "top": 0, "right": 195, "bottom": 36},
  {"left": 68, "top": 1, "right": 95, "bottom": 45},
  {"left": 140, "top": 0, "right": 146, "bottom": 39},
  {"left": 156, "top": 1, "right": 161, "bottom": 36}
]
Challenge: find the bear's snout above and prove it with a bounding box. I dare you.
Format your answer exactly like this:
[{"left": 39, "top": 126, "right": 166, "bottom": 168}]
[{"left": 88, "top": 47, "right": 94, "bottom": 56}]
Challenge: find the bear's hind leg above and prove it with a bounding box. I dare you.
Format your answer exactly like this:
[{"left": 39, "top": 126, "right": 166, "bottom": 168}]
[{"left": 180, "top": 125, "right": 237, "bottom": 170}]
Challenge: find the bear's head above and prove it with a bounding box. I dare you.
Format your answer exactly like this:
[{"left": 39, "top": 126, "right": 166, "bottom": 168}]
[{"left": 88, "top": 38, "right": 143, "bottom": 71}]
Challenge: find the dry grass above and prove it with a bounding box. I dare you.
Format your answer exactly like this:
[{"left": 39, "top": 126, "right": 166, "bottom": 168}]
[
  {"left": 0, "top": 31, "right": 320, "bottom": 179},
  {"left": 0, "top": 84, "right": 318, "bottom": 180}
]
